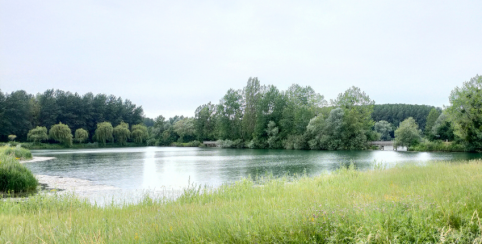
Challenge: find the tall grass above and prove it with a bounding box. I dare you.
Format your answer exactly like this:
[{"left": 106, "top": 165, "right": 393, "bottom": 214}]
[
  {"left": 1, "top": 160, "right": 482, "bottom": 242},
  {"left": 0, "top": 146, "right": 38, "bottom": 193},
  {"left": 0, "top": 145, "right": 32, "bottom": 159}
]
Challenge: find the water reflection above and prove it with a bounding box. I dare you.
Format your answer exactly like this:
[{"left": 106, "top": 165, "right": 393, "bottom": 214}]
[{"left": 142, "top": 148, "right": 159, "bottom": 189}]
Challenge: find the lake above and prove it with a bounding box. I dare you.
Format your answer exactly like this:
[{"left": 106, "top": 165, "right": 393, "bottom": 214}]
[{"left": 25, "top": 147, "right": 482, "bottom": 203}]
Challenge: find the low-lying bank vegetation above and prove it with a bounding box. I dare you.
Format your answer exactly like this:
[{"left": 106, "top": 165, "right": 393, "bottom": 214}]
[
  {"left": 1, "top": 160, "right": 482, "bottom": 242},
  {"left": 0, "top": 142, "right": 150, "bottom": 150},
  {"left": 409, "top": 140, "right": 466, "bottom": 152},
  {"left": 0, "top": 146, "right": 38, "bottom": 194}
]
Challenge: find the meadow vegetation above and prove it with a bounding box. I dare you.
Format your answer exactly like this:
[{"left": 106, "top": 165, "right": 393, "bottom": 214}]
[{"left": 1, "top": 160, "right": 482, "bottom": 243}]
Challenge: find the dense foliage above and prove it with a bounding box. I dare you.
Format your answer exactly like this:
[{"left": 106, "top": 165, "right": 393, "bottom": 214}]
[
  {"left": 0, "top": 89, "right": 144, "bottom": 142},
  {"left": 158, "top": 80, "right": 379, "bottom": 150},
  {"left": 446, "top": 75, "right": 482, "bottom": 151}
]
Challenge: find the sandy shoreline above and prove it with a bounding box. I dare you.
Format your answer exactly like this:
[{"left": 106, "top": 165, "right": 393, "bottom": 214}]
[
  {"left": 20, "top": 156, "right": 56, "bottom": 163},
  {"left": 19, "top": 156, "right": 119, "bottom": 194},
  {"left": 36, "top": 175, "right": 119, "bottom": 193}
]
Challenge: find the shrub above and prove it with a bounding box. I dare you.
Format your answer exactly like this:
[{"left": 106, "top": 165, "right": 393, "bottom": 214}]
[
  {"left": 0, "top": 152, "right": 38, "bottom": 193},
  {"left": 171, "top": 140, "right": 202, "bottom": 147},
  {"left": 146, "top": 138, "right": 156, "bottom": 146},
  {"left": 84, "top": 142, "right": 99, "bottom": 148},
  {"left": 409, "top": 140, "right": 466, "bottom": 152},
  {"left": 216, "top": 139, "right": 233, "bottom": 148}
]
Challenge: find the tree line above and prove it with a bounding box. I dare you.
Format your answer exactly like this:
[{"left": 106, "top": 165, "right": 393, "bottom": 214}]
[
  {"left": 4, "top": 75, "right": 480, "bottom": 151},
  {"left": 147, "top": 78, "right": 440, "bottom": 150},
  {"left": 26, "top": 121, "right": 148, "bottom": 146},
  {"left": 0, "top": 89, "right": 144, "bottom": 142}
]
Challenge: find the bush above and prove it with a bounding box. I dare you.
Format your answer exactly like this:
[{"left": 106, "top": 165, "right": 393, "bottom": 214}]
[
  {"left": 283, "top": 135, "right": 308, "bottom": 150},
  {"left": 84, "top": 142, "right": 99, "bottom": 148},
  {"left": 146, "top": 138, "right": 156, "bottom": 146},
  {"left": 409, "top": 140, "right": 466, "bottom": 152},
  {"left": 171, "top": 140, "right": 202, "bottom": 147},
  {"left": 0, "top": 153, "right": 38, "bottom": 193},
  {"left": 216, "top": 139, "right": 233, "bottom": 148}
]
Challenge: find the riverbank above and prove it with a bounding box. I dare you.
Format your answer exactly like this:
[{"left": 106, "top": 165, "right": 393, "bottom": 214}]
[{"left": 1, "top": 160, "right": 482, "bottom": 242}]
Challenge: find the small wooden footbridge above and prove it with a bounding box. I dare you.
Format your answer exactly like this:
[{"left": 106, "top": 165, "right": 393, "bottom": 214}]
[
  {"left": 203, "top": 141, "right": 218, "bottom": 147},
  {"left": 369, "top": 141, "right": 406, "bottom": 151}
]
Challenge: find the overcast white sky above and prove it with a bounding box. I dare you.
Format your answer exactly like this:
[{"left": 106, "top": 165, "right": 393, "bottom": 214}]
[{"left": 1, "top": 1, "right": 481, "bottom": 118}]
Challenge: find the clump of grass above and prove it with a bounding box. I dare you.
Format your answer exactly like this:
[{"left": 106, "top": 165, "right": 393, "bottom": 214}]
[
  {"left": 0, "top": 145, "right": 32, "bottom": 159},
  {"left": 0, "top": 146, "right": 37, "bottom": 194},
  {"left": 0, "top": 154, "right": 38, "bottom": 193},
  {"left": 1, "top": 160, "right": 482, "bottom": 242}
]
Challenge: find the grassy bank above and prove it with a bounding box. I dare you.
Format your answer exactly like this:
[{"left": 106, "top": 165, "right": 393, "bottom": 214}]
[{"left": 1, "top": 161, "right": 482, "bottom": 243}]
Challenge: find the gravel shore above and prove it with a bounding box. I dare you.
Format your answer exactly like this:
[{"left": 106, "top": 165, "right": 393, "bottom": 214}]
[{"left": 36, "top": 175, "right": 118, "bottom": 193}]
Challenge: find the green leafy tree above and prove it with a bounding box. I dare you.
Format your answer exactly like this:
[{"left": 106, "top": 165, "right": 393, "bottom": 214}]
[
  {"left": 215, "top": 89, "right": 244, "bottom": 140},
  {"left": 253, "top": 85, "right": 286, "bottom": 142},
  {"left": 374, "top": 120, "right": 393, "bottom": 141},
  {"left": 319, "top": 108, "right": 345, "bottom": 150},
  {"left": 266, "top": 121, "right": 281, "bottom": 148},
  {"left": 306, "top": 114, "right": 326, "bottom": 149},
  {"left": 394, "top": 117, "right": 421, "bottom": 148},
  {"left": 331, "top": 86, "right": 376, "bottom": 149},
  {"left": 131, "top": 124, "right": 148, "bottom": 144},
  {"left": 242, "top": 77, "right": 262, "bottom": 140},
  {"left": 424, "top": 108, "right": 441, "bottom": 137},
  {"left": 27, "top": 126, "right": 48, "bottom": 144},
  {"left": 113, "top": 122, "right": 130, "bottom": 145},
  {"left": 446, "top": 75, "right": 482, "bottom": 151},
  {"left": 280, "top": 84, "right": 326, "bottom": 138},
  {"left": 194, "top": 103, "right": 216, "bottom": 141},
  {"left": 94, "top": 122, "right": 114, "bottom": 146},
  {"left": 173, "top": 118, "right": 196, "bottom": 142},
  {"left": 2, "top": 91, "right": 32, "bottom": 141},
  {"left": 49, "top": 122, "right": 73, "bottom": 146},
  {"left": 8, "top": 135, "right": 17, "bottom": 142},
  {"left": 75, "top": 128, "right": 89, "bottom": 143},
  {"left": 432, "top": 113, "right": 454, "bottom": 141},
  {"left": 149, "top": 115, "right": 167, "bottom": 142}
]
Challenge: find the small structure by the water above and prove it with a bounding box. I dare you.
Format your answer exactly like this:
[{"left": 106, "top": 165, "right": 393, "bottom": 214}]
[
  {"left": 203, "top": 141, "right": 218, "bottom": 147},
  {"left": 370, "top": 141, "right": 407, "bottom": 151}
]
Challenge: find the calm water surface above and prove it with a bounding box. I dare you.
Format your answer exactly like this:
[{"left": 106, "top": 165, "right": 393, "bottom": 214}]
[{"left": 24, "top": 147, "right": 482, "bottom": 202}]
